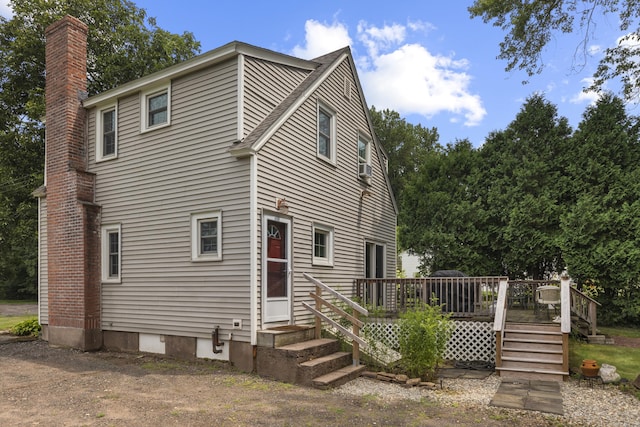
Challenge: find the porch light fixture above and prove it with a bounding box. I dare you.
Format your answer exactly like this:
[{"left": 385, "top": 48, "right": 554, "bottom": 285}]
[{"left": 275, "top": 197, "right": 288, "bottom": 211}]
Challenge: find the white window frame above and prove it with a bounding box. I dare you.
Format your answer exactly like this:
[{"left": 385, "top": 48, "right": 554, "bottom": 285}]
[
  {"left": 141, "top": 83, "right": 171, "bottom": 133},
  {"left": 101, "top": 224, "right": 121, "bottom": 283},
  {"left": 312, "top": 223, "right": 334, "bottom": 267},
  {"left": 358, "top": 134, "right": 372, "bottom": 180},
  {"left": 317, "top": 101, "right": 337, "bottom": 164},
  {"left": 191, "top": 211, "right": 222, "bottom": 261},
  {"left": 96, "top": 104, "right": 117, "bottom": 162}
]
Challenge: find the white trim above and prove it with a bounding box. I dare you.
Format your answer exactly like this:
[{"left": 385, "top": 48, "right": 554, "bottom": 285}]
[
  {"left": 140, "top": 83, "right": 171, "bottom": 133},
  {"left": 317, "top": 101, "right": 337, "bottom": 165},
  {"left": 101, "top": 224, "right": 122, "bottom": 284},
  {"left": 95, "top": 103, "right": 118, "bottom": 162},
  {"left": 250, "top": 153, "right": 258, "bottom": 345},
  {"left": 37, "top": 197, "right": 42, "bottom": 323},
  {"left": 83, "top": 42, "right": 315, "bottom": 109},
  {"left": 191, "top": 211, "right": 222, "bottom": 261},
  {"left": 358, "top": 133, "right": 372, "bottom": 181},
  {"left": 237, "top": 54, "right": 245, "bottom": 142},
  {"left": 312, "top": 223, "right": 334, "bottom": 267}
]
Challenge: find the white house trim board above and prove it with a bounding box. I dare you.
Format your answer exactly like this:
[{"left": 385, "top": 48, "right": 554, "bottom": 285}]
[
  {"left": 250, "top": 153, "right": 258, "bottom": 345},
  {"left": 237, "top": 54, "right": 245, "bottom": 142},
  {"left": 83, "top": 42, "right": 316, "bottom": 109}
]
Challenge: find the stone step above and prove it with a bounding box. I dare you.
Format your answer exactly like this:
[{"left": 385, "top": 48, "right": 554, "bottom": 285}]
[
  {"left": 298, "top": 352, "right": 352, "bottom": 386},
  {"left": 277, "top": 338, "right": 341, "bottom": 361},
  {"left": 256, "top": 325, "right": 315, "bottom": 348},
  {"left": 312, "top": 364, "right": 366, "bottom": 390}
]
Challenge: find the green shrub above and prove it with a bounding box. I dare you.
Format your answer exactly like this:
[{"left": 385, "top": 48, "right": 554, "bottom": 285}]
[
  {"left": 397, "top": 304, "right": 452, "bottom": 380},
  {"left": 9, "top": 317, "right": 41, "bottom": 337}
]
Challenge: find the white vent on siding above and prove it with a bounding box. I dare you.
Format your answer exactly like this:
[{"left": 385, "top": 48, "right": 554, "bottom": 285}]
[{"left": 343, "top": 77, "right": 352, "bottom": 100}]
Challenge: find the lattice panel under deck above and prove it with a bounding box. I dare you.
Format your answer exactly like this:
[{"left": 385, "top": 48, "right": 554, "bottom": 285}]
[{"left": 363, "top": 320, "right": 495, "bottom": 363}]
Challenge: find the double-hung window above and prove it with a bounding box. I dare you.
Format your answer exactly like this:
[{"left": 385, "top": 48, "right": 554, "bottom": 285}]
[
  {"left": 312, "top": 224, "right": 334, "bottom": 266},
  {"left": 358, "top": 135, "right": 372, "bottom": 179},
  {"left": 101, "top": 224, "right": 121, "bottom": 283},
  {"left": 317, "top": 102, "right": 336, "bottom": 163},
  {"left": 141, "top": 84, "right": 171, "bottom": 132},
  {"left": 96, "top": 104, "right": 117, "bottom": 161},
  {"left": 191, "top": 211, "right": 222, "bottom": 261}
]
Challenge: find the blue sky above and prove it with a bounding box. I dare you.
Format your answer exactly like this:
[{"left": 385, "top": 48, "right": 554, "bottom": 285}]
[{"left": 0, "top": 1, "right": 630, "bottom": 147}]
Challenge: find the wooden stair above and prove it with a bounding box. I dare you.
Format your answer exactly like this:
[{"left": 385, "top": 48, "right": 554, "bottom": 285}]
[
  {"left": 255, "top": 325, "right": 365, "bottom": 389},
  {"left": 496, "top": 322, "right": 569, "bottom": 382}
]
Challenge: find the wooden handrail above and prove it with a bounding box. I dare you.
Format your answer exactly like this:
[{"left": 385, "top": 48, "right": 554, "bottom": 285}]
[
  {"left": 570, "top": 286, "right": 601, "bottom": 336},
  {"left": 304, "top": 273, "right": 369, "bottom": 316},
  {"left": 303, "top": 273, "right": 368, "bottom": 365}
]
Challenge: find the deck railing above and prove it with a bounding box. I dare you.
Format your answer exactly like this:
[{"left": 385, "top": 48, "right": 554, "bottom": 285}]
[
  {"left": 569, "top": 286, "right": 601, "bottom": 336},
  {"left": 353, "top": 277, "right": 505, "bottom": 318}
]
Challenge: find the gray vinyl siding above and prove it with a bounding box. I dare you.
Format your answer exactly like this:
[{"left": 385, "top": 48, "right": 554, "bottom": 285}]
[
  {"left": 87, "top": 59, "right": 253, "bottom": 341},
  {"left": 38, "top": 198, "right": 48, "bottom": 324},
  {"left": 256, "top": 58, "right": 397, "bottom": 324},
  {"left": 243, "top": 57, "right": 310, "bottom": 137}
]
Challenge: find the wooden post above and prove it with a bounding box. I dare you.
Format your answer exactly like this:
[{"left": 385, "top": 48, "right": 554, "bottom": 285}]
[
  {"left": 589, "top": 300, "right": 597, "bottom": 336},
  {"left": 352, "top": 310, "right": 360, "bottom": 366},
  {"left": 315, "top": 285, "right": 322, "bottom": 340}
]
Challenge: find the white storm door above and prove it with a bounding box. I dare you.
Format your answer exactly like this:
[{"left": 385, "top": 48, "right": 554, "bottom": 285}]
[{"left": 263, "top": 215, "right": 292, "bottom": 323}]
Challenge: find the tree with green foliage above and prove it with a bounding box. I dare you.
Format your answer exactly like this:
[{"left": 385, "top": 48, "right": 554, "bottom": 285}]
[
  {"left": 0, "top": 0, "right": 200, "bottom": 298},
  {"left": 560, "top": 94, "right": 640, "bottom": 324},
  {"left": 469, "top": 0, "right": 640, "bottom": 100},
  {"left": 369, "top": 106, "right": 440, "bottom": 198},
  {"left": 478, "top": 94, "right": 573, "bottom": 279},
  {"left": 399, "top": 139, "right": 491, "bottom": 275}
]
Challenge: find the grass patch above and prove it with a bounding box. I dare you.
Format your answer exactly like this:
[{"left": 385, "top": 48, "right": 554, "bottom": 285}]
[
  {"left": 0, "top": 315, "right": 36, "bottom": 331},
  {"left": 0, "top": 300, "right": 37, "bottom": 305},
  {"left": 598, "top": 326, "right": 640, "bottom": 338},
  {"left": 570, "top": 338, "right": 640, "bottom": 381}
]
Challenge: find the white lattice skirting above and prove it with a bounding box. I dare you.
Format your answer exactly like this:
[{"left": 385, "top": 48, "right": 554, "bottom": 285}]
[{"left": 363, "top": 320, "right": 496, "bottom": 363}]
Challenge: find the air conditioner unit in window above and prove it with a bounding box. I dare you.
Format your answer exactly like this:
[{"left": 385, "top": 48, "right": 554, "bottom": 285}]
[{"left": 359, "top": 162, "right": 373, "bottom": 178}]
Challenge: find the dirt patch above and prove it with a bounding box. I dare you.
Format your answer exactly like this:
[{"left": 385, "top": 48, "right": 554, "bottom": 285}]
[{"left": 0, "top": 341, "right": 562, "bottom": 427}]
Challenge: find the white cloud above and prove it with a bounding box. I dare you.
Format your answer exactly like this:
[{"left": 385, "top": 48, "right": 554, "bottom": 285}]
[
  {"left": 570, "top": 77, "right": 602, "bottom": 105},
  {"left": 360, "top": 43, "right": 486, "bottom": 126},
  {"left": 0, "top": 1, "right": 13, "bottom": 18},
  {"left": 292, "top": 19, "right": 486, "bottom": 127},
  {"left": 291, "top": 20, "right": 352, "bottom": 59}
]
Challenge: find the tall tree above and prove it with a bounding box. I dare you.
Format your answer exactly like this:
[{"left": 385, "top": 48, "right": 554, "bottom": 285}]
[
  {"left": 560, "top": 94, "right": 640, "bottom": 324},
  {"left": 469, "top": 0, "right": 640, "bottom": 100},
  {"left": 399, "top": 139, "right": 491, "bottom": 275},
  {"left": 369, "top": 107, "right": 440, "bottom": 198},
  {"left": 478, "top": 94, "right": 573, "bottom": 279},
  {"left": 0, "top": 0, "right": 200, "bottom": 298}
]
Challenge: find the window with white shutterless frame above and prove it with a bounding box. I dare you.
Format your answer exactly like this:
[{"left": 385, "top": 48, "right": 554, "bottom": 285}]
[
  {"left": 96, "top": 104, "right": 117, "bottom": 161},
  {"left": 191, "top": 211, "right": 222, "bottom": 261},
  {"left": 317, "top": 101, "right": 337, "bottom": 164},
  {"left": 312, "top": 223, "right": 334, "bottom": 266},
  {"left": 358, "top": 133, "right": 372, "bottom": 180},
  {"left": 101, "top": 224, "right": 121, "bottom": 283},
  {"left": 141, "top": 83, "right": 171, "bottom": 132}
]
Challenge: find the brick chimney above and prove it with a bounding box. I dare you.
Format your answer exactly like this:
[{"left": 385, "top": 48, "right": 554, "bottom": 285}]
[{"left": 45, "top": 16, "right": 101, "bottom": 350}]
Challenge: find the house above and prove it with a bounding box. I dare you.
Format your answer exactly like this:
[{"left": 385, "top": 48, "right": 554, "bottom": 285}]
[{"left": 35, "top": 16, "right": 397, "bottom": 371}]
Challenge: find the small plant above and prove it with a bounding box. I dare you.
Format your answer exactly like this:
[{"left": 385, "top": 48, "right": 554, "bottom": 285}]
[
  {"left": 397, "top": 303, "right": 452, "bottom": 380},
  {"left": 9, "top": 317, "right": 41, "bottom": 337}
]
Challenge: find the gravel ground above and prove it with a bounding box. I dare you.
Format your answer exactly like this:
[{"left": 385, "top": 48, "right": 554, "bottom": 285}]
[{"left": 334, "top": 374, "right": 640, "bottom": 427}]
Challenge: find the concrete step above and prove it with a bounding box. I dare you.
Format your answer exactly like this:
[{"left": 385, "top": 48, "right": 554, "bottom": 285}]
[
  {"left": 312, "top": 364, "right": 366, "bottom": 390},
  {"left": 298, "top": 352, "right": 352, "bottom": 386}
]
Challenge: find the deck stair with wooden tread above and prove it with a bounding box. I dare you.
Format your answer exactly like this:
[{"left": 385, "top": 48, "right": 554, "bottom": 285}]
[
  {"left": 497, "top": 322, "right": 568, "bottom": 382},
  {"left": 255, "top": 325, "right": 365, "bottom": 389}
]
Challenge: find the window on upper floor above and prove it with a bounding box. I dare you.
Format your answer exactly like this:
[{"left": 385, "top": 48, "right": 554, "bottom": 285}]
[
  {"left": 101, "top": 224, "right": 121, "bottom": 283},
  {"left": 191, "top": 211, "right": 222, "bottom": 261},
  {"left": 312, "top": 223, "right": 334, "bottom": 267},
  {"left": 317, "top": 102, "right": 336, "bottom": 164},
  {"left": 141, "top": 84, "right": 171, "bottom": 132},
  {"left": 96, "top": 105, "right": 117, "bottom": 161},
  {"left": 358, "top": 134, "right": 372, "bottom": 180}
]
